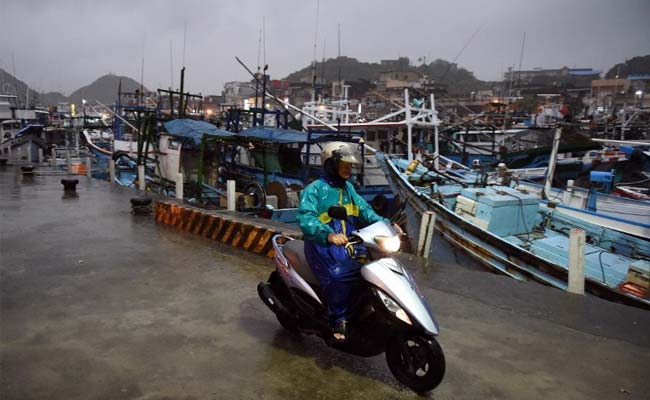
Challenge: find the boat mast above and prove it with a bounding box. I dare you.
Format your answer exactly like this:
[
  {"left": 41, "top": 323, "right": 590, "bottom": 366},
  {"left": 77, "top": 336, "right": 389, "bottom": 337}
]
[
  {"left": 543, "top": 126, "right": 562, "bottom": 200},
  {"left": 254, "top": 26, "right": 261, "bottom": 127},
  {"left": 311, "top": 0, "right": 320, "bottom": 108},
  {"left": 405, "top": 88, "right": 413, "bottom": 161},
  {"left": 432, "top": 93, "right": 439, "bottom": 169}
]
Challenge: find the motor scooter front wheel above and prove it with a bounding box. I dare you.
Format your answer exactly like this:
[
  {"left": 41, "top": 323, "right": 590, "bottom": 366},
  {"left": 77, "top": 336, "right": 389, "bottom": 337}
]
[{"left": 385, "top": 335, "right": 445, "bottom": 393}]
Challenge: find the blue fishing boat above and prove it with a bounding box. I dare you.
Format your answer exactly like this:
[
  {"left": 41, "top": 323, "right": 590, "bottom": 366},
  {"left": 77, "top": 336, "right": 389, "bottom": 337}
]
[
  {"left": 378, "top": 153, "right": 650, "bottom": 309},
  {"left": 216, "top": 126, "right": 395, "bottom": 222}
]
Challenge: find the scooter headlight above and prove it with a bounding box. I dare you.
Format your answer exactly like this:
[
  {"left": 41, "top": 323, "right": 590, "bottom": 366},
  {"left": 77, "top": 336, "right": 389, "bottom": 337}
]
[
  {"left": 376, "top": 289, "right": 412, "bottom": 325},
  {"left": 374, "top": 235, "right": 401, "bottom": 253}
]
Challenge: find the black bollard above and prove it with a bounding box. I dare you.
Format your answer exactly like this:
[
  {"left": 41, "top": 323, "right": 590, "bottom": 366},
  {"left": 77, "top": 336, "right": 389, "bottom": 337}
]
[
  {"left": 21, "top": 165, "right": 35, "bottom": 175},
  {"left": 0, "top": 158, "right": 7, "bottom": 166},
  {"left": 61, "top": 178, "right": 79, "bottom": 192},
  {"left": 131, "top": 197, "right": 153, "bottom": 215}
]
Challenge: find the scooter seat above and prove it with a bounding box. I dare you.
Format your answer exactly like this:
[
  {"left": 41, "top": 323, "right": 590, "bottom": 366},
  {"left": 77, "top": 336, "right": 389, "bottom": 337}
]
[{"left": 284, "top": 239, "right": 320, "bottom": 288}]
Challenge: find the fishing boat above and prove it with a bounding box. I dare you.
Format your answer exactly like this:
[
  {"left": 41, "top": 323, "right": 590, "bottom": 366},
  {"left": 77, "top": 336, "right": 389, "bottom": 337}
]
[
  {"left": 514, "top": 179, "right": 650, "bottom": 236},
  {"left": 378, "top": 153, "right": 650, "bottom": 309},
  {"left": 214, "top": 125, "right": 395, "bottom": 221}
]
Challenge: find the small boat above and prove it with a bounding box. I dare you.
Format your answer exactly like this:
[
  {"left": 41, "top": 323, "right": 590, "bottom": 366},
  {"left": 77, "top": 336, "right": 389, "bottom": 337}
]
[
  {"left": 378, "top": 153, "right": 650, "bottom": 309},
  {"left": 215, "top": 125, "right": 395, "bottom": 222},
  {"left": 514, "top": 180, "right": 650, "bottom": 237}
]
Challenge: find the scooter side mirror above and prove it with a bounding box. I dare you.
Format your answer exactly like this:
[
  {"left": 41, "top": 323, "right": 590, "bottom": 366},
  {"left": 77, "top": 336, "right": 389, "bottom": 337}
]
[{"left": 327, "top": 205, "right": 348, "bottom": 220}]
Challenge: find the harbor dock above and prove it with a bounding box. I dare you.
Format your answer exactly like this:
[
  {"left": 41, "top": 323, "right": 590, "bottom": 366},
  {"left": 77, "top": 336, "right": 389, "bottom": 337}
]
[{"left": 1, "top": 166, "right": 649, "bottom": 400}]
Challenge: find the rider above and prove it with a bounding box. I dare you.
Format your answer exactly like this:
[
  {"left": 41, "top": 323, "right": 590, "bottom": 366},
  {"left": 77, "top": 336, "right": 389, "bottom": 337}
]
[{"left": 297, "top": 142, "right": 388, "bottom": 341}]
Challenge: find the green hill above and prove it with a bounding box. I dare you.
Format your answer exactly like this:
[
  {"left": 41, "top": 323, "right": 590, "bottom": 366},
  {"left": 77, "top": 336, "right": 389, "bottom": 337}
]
[
  {"left": 283, "top": 56, "right": 487, "bottom": 95},
  {"left": 67, "top": 74, "right": 148, "bottom": 106},
  {"left": 605, "top": 54, "right": 650, "bottom": 79}
]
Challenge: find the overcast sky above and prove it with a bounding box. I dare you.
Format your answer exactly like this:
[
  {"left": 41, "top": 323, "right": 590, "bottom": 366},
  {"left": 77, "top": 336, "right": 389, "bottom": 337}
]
[{"left": 1, "top": 0, "right": 649, "bottom": 96}]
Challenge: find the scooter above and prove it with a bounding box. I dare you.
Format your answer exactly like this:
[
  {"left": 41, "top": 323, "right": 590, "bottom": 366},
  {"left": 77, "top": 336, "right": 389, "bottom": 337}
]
[{"left": 257, "top": 205, "right": 445, "bottom": 393}]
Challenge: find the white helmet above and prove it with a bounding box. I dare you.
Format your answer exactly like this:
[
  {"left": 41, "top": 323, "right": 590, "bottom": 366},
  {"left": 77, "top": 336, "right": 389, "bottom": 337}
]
[{"left": 320, "top": 141, "right": 361, "bottom": 166}]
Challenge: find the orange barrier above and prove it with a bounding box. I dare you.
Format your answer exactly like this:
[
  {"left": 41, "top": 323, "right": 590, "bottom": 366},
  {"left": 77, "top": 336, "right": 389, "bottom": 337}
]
[
  {"left": 155, "top": 200, "right": 302, "bottom": 258},
  {"left": 70, "top": 162, "right": 87, "bottom": 175}
]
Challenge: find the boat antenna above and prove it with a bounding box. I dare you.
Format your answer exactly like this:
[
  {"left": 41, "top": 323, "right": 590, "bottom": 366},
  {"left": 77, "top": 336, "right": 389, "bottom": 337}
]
[
  {"left": 311, "top": 0, "right": 320, "bottom": 101},
  {"left": 254, "top": 23, "right": 262, "bottom": 125},
  {"left": 169, "top": 40, "right": 174, "bottom": 89},
  {"left": 236, "top": 56, "right": 338, "bottom": 132},
  {"left": 338, "top": 23, "right": 342, "bottom": 99},
  {"left": 140, "top": 56, "right": 145, "bottom": 107},
  {"left": 182, "top": 20, "right": 187, "bottom": 67},
  {"left": 11, "top": 51, "right": 19, "bottom": 105},
  {"left": 501, "top": 31, "right": 526, "bottom": 131},
  {"left": 516, "top": 32, "right": 526, "bottom": 90},
  {"left": 257, "top": 26, "right": 262, "bottom": 71},
  {"left": 263, "top": 17, "right": 267, "bottom": 69},
  {"left": 321, "top": 39, "right": 326, "bottom": 90},
  {"left": 439, "top": 25, "right": 481, "bottom": 83}
]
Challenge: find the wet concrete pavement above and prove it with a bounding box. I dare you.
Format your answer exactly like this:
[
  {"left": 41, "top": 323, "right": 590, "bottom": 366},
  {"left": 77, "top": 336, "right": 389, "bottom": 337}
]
[{"left": 1, "top": 166, "right": 649, "bottom": 400}]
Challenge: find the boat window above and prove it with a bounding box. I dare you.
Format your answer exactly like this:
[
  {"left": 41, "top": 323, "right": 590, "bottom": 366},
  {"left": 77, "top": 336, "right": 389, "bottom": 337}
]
[
  {"left": 168, "top": 139, "right": 180, "bottom": 150},
  {"left": 278, "top": 144, "right": 303, "bottom": 174},
  {"left": 251, "top": 148, "right": 283, "bottom": 173}
]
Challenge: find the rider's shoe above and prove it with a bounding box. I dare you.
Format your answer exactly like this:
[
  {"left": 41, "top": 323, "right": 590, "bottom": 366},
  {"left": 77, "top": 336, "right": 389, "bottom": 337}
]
[{"left": 332, "top": 319, "right": 348, "bottom": 342}]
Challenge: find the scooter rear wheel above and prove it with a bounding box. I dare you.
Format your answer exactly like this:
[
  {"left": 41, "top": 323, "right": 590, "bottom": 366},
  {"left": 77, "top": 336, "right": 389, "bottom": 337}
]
[{"left": 385, "top": 335, "right": 445, "bottom": 393}]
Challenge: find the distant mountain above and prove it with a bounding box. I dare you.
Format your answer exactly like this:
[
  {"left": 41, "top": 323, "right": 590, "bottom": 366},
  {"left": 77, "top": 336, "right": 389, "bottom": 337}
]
[
  {"left": 0, "top": 68, "right": 42, "bottom": 107},
  {"left": 283, "top": 56, "right": 488, "bottom": 95},
  {"left": 605, "top": 54, "right": 650, "bottom": 79},
  {"left": 284, "top": 56, "right": 387, "bottom": 84},
  {"left": 67, "top": 74, "right": 148, "bottom": 106},
  {"left": 0, "top": 69, "right": 148, "bottom": 108},
  {"left": 38, "top": 91, "right": 68, "bottom": 106}
]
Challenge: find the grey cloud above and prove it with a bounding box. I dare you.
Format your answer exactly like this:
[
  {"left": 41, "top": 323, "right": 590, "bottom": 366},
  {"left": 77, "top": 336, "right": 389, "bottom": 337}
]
[{"left": 1, "top": 0, "right": 648, "bottom": 96}]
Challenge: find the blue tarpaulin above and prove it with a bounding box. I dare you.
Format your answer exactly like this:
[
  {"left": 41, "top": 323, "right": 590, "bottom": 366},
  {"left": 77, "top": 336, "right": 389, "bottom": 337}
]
[
  {"left": 164, "top": 119, "right": 234, "bottom": 145},
  {"left": 15, "top": 125, "right": 44, "bottom": 137},
  {"left": 237, "top": 126, "right": 311, "bottom": 143}
]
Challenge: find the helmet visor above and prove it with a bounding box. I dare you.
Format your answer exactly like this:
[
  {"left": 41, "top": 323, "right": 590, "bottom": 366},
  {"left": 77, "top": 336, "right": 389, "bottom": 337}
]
[{"left": 332, "top": 145, "right": 362, "bottom": 165}]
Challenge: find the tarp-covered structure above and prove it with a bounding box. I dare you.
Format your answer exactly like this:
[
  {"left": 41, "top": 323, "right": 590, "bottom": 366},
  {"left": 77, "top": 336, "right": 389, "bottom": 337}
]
[
  {"left": 15, "top": 125, "right": 45, "bottom": 138},
  {"left": 237, "top": 126, "right": 310, "bottom": 143},
  {"left": 164, "top": 119, "right": 234, "bottom": 146}
]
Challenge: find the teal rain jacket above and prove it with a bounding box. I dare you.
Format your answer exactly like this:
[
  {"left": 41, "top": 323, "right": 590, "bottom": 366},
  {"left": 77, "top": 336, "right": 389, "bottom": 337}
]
[{"left": 297, "top": 179, "right": 387, "bottom": 245}]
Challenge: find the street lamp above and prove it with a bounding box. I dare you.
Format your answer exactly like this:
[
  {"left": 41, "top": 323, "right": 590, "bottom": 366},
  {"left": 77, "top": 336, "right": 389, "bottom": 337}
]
[
  {"left": 635, "top": 90, "right": 643, "bottom": 107},
  {"left": 82, "top": 99, "right": 87, "bottom": 125}
]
